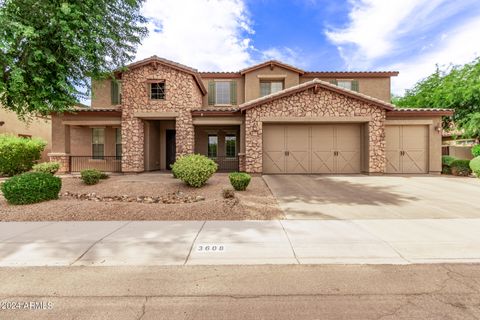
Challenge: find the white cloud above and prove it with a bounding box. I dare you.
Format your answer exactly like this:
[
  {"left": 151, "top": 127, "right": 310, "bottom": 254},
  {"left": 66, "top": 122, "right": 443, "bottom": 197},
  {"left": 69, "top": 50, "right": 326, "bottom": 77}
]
[
  {"left": 325, "top": 0, "right": 477, "bottom": 68},
  {"left": 257, "top": 47, "right": 305, "bottom": 68},
  {"left": 388, "top": 17, "right": 480, "bottom": 95},
  {"left": 136, "top": 0, "right": 254, "bottom": 71}
]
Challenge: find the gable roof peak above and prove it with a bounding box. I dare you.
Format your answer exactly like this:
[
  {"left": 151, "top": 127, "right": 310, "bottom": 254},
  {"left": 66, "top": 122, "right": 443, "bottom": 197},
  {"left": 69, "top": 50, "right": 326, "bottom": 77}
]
[{"left": 240, "top": 60, "right": 305, "bottom": 75}]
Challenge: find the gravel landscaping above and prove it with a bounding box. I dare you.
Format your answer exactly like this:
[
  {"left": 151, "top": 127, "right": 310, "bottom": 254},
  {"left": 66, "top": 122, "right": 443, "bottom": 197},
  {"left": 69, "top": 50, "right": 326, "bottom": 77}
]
[{"left": 0, "top": 173, "right": 284, "bottom": 221}]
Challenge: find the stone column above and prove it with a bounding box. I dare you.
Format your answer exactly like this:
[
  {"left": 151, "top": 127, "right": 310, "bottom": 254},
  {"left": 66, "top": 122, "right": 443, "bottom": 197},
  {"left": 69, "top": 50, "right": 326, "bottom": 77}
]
[
  {"left": 238, "top": 119, "right": 246, "bottom": 171},
  {"left": 48, "top": 115, "right": 71, "bottom": 173}
]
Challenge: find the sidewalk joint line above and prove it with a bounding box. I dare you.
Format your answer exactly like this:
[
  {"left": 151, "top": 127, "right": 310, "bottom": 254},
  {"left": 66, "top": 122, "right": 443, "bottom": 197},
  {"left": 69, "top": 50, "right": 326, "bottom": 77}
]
[
  {"left": 184, "top": 221, "right": 206, "bottom": 265},
  {"left": 279, "top": 220, "right": 300, "bottom": 264},
  {"left": 69, "top": 221, "right": 132, "bottom": 266}
]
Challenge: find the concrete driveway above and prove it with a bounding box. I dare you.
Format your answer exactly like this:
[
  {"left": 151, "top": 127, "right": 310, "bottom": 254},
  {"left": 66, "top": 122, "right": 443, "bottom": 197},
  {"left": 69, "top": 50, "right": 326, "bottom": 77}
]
[{"left": 263, "top": 175, "right": 480, "bottom": 220}]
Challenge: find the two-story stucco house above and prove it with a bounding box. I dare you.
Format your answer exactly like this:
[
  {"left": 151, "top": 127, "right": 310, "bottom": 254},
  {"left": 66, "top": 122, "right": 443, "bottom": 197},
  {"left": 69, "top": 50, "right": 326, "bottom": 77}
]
[{"left": 49, "top": 56, "right": 452, "bottom": 175}]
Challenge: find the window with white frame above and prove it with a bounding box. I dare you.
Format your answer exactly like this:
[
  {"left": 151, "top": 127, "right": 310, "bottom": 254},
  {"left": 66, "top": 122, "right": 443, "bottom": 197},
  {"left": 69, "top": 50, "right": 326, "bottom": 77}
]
[
  {"left": 92, "top": 128, "right": 105, "bottom": 159},
  {"left": 337, "top": 80, "right": 352, "bottom": 90},
  {"left": 260, "top": 80, "right": 284, "bottom": 97},
  {"left": 215, "top": 81, "right": 231, "bottom": 105}
]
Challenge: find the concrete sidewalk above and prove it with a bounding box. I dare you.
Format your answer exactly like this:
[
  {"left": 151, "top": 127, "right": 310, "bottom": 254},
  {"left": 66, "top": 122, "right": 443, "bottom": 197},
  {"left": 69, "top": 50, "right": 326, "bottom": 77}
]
[{"left": 1, "top": 219, "right": 480, "bottom": 266}]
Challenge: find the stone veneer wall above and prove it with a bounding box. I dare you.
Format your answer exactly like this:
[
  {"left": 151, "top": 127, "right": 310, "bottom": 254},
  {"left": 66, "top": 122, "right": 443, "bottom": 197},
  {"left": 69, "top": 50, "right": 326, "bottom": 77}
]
[
  {"left": 245, "top": 88, "right": 387, "bottom": 173},
  {"left": 121, "top": 64, "right": 203, "bottom": 172}
]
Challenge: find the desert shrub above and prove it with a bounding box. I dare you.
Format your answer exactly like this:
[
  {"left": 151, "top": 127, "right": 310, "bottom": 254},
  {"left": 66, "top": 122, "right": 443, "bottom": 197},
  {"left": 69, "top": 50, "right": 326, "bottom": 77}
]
[
  {"left": 469, "top": 156, "right": 480, "bottom": 177},
  {"left": 450, "top": 159, "right": 472, "bottom": 176},
  {"left": 0, "top": 134, "right": 47, "bottom": 176},
  {"left": 171, "top": 154, "right": 218, "bottom": 187},
  {"left": 222, "top": 188, "right": 235, "bottom": 199},
  {"left": 1, "top": 172, "right": 61, "bottom": 205},
  {"left": 80, "top": 169, "right": 104, "bottom": 185},
  {"left": 472, "top": 145, "right": 480, "bottom": 157},
  {"left": 229, "top": 172, "right": 251, "bottom": 191},
  {"left": 442, "top": 155, "right": 457, "bottom": 175},
  {"left": 32, "top": 162, "right": 60, "bottom": 175}
]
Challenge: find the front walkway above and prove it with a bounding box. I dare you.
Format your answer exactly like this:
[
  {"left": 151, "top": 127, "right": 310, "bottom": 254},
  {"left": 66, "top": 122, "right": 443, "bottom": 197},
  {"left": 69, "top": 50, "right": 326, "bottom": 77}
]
[{"left": 1, "top": 219, "right": 480, "bottom": 266}]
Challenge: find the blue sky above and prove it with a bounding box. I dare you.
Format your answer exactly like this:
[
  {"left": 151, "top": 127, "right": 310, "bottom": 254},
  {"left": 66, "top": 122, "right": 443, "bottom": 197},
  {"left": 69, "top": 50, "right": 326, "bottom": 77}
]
[{"left": 136, "top": 0, "right": 480, "bottom": 94}]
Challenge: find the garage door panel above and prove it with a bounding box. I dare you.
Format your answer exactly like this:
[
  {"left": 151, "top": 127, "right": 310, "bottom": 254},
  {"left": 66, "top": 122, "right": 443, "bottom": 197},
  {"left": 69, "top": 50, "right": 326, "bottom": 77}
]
[
  {"left": 385, "top": 125, "right": 428, "bottom": 174},
  {"left": 337, "top": 151, "right": 361, "bottom": 173},
  {"left": 311, "top": 151, "right": 335, "bottom": 173},
  {"left": 285, "top": 125, "right": 310, "bottom": 173},
  {"left": 263, "top": 125, "right": 285, "bottom": 174},
  {"left": 263, "top": 123, "right": 362, "bottom": 174}
]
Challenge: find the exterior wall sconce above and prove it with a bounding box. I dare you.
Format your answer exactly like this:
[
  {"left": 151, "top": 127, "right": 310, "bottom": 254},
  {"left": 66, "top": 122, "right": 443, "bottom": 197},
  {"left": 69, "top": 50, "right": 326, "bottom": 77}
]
[
  {"left": 0, "top": 121, "right": 5, "bottom": 127},
  {"left": 434, "top": 125, "right": 442, "bottom": 133}
]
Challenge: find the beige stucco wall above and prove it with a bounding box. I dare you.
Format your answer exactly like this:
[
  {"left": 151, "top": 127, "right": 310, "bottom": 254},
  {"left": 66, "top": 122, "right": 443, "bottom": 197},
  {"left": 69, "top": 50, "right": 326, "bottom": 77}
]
[
  {"left": 201, "top": 77, "right": 245, "bottom": 106},
  {"left": 300, "top": 77, "right": 392, "bottom": 102},
  {"left": 385, "top": 115, "right": 443, "bottom": 173},
  {"left": 91, "top": 79, "right": 115, "bottom": 108},
  {"left": 245, "top": 87, "right": 387, "bottom": 173},
  {"left": 0, "top": 108, "right": 51, "bottom": 161},
  {"left": 121, "top": 63, "right": 203, "bottom": 172},
  {"left": 245, "top": 66, "right": 300, "bottom": 102}
]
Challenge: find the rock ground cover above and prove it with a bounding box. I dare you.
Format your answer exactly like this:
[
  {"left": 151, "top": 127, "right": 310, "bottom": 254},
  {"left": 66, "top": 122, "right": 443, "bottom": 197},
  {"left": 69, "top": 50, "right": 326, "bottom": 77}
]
[{"left": 0, "top": 173, "right": 283, "bottom": 221}]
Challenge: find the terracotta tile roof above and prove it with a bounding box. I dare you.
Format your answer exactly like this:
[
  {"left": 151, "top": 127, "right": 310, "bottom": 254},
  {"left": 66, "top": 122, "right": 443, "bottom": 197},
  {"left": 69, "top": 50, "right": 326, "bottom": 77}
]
[
  {"left": 239, "top": 78, "right": 396, "bottom": 111},
  {"left": 387, "top": 108, "right": 454, "bottom": 116},
  {"left": 304, "top": 71, "right": 399, "bottom": 78},
  {"left": 239, "top": 60, "right": 305, "bottom": 75},
  {"left": 192, "top": 106, "right": 240, "bottom": 112},
  {"left": 73, "top": 107, "right": 121, "bottom": 112}
]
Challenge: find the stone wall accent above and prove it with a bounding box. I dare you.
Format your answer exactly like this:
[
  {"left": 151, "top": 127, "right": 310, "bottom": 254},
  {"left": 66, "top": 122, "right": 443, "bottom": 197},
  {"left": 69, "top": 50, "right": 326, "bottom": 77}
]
[
  {"left": 121, "top": 63, "right": 203, "bottom": 172},
  {"left": 245, "top": 88, "right": 386, "bottom": 173},
  {"left": 48, "top": 153, "right": 70, "bottom": 173}
]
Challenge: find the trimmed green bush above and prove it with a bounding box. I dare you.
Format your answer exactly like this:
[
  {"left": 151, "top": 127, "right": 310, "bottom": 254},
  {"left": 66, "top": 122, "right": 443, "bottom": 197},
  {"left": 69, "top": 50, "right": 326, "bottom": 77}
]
[
  {"left": 450, "top": 159, "right": 472, "bottom": 176},
  {"left": 80, "top": 169, "right": 104, "bottom": 185},
  {"left": 171, "top": 154, "right": 218, "bottom": 187},
  {"left": 32, "top": 162, "right": 60, "bottom": 175},
  {"left": 472, "top": 145, "right": 480, "bottom": 157},
  {"left": 229, "top": 172, "right": 251, "bottom": 191},
  {"left": 441, "top": 155, "right": 457, "bottom": 175},
  {"left": 1, "top": 172, "right": 61, "bottom": 205},
  {"left": 0, "top": 134, "right": 47, "bottom": 176},
  {"left": 470, "top": 156, "right": 480, "bottom": 177}
]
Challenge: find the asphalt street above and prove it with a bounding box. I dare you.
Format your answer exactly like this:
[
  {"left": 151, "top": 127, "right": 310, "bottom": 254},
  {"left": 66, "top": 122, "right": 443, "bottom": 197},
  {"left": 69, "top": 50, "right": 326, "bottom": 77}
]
[{"left": 1, "top": 264, "right": 479, "bottom": 319}]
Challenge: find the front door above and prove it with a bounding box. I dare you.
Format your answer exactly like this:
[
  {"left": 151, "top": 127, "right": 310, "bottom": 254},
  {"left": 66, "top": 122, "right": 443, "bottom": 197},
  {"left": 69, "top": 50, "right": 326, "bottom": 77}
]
[{"left": 166, "top": 129, "right": 176, "bottom": 170}]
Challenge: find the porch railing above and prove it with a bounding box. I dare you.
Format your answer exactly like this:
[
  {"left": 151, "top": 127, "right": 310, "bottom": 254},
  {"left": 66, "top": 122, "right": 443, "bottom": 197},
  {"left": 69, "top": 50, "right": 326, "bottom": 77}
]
[
  {"left": 210, "top": 156, "right": 239, "bottom": 172},
  {"left": 70, "top": 156, "right": 122, "bottom": 172}
]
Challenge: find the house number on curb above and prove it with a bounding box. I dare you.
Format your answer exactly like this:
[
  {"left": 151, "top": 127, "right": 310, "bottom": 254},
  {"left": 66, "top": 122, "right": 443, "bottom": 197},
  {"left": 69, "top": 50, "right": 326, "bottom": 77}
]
[{"left": 196, "top": 244, "right": 226, "bottom": 252}]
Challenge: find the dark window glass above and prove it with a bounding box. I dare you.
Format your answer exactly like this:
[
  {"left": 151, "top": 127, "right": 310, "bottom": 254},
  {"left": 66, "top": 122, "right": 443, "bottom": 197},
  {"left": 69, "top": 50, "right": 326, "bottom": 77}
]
[
  {"left": 225, "top": 135, "right": 236, "bottom": 158},
  {"left": 150, "top": 82, "right": 166, "bottom": 100},
  {"left": 208, "top": 135, "right": 218, "bottom": 158}
]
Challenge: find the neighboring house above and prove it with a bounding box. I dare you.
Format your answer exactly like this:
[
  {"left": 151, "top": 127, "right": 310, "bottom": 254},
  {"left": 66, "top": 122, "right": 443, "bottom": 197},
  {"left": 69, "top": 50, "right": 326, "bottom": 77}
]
[
  {"left": 49, "top": 56, "right": 453, "bottom": 174},
  {"left": 0, "top": 107, "right": 51, "bottom": 161}
]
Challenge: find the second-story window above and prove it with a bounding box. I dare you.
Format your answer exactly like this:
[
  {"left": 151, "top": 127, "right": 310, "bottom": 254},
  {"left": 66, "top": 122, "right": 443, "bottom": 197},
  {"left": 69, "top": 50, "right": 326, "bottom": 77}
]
[
  {"left": 331, "top": 80, "right": 359, "bottom": 92},
  {"left": 150, "top": 82, "right": 166, "bottom": 100},
  {"left": 111, "top": 80, "right": 122, "bottom": 105},
  {"left": 260, "top": 80, "right": 284, "bottom": 97},
  {"left": 208, "top": 80, "right": 237, "bottom": 105},
  {"left": 215, "top": 81, "right": 231, "bottom": 105}
]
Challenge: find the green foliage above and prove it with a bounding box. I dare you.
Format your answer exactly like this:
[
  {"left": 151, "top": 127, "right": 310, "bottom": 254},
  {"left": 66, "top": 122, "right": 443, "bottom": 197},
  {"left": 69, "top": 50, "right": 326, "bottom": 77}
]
[
  {"left": 80, "top": 169, "right": 105, "bottom": 185},
  {"left": 0, "top": 134, "right": 46, "bottom": 176},
  {"left": 393, "top": 57, "right": 480, "bottom": 133},
  {"left": 450, "top": 159, "right": 472, "bottom": 176},
  {"left": 1, "top": 172, "right": 61, "bottom": 205},
  {"left": 469, "top": 157, "right": 480, "bottom": 177},
  {"left": 472, "top": 145, "right": 480, "bottom": 157},
  {"left": 32, "top": 162, "right": 60, "bottom": 175},
  {"left": 222, "top": 188, "right": 235, "bottom": 199},
  {"left": 228, "top": 172, "right": 251, "bottom": 191},
  {"left": 171, "top": 154, "right": 218, "bottom": 188},
  {"left": 0, "top": 0, "right": 147, "bottom": 118},
  {"left": 442, "top": 155, "right": 457, "bottom": 166}
]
